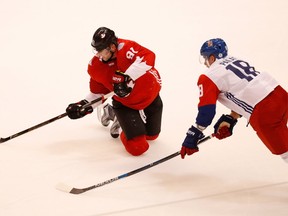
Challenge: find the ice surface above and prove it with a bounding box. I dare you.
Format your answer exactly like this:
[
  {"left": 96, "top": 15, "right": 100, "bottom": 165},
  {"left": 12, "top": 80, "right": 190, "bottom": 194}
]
[{"left": 0, "top": 0, "right": 287, "bottom": 215}]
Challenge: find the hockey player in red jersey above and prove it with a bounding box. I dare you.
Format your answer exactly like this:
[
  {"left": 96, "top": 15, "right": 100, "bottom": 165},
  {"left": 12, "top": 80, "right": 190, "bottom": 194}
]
[
  {"left": 181, "top": 38, "right": 288, "bottom": 163},
  {"left": 66, "top": 27, "right": 163, "bottom": 156}
]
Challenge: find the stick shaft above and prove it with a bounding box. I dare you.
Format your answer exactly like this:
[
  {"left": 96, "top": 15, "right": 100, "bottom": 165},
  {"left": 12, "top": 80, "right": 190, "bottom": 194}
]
[
  {"left": 104, "top": 135, "right": 212, "bottom": 180},
  {"left": 0, "top": 92, "right": 114, "bottom": 143},
  {"left": 70, "top": 134, "right": 214, "bottom": 194},
  {"left": 0, "top": 113, "right": 68, "bottom": 143}
]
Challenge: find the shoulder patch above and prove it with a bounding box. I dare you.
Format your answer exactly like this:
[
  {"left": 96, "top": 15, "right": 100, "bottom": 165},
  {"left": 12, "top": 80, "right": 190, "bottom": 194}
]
[{"left": 118, "top": 42, "right": 125, "bottom": 50}]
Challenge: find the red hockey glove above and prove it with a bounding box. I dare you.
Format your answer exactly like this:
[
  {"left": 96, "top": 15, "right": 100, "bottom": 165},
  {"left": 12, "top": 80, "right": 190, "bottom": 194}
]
[
  {"left": 214, "top": 126, "right": 231, "bottom": 139},
  {"left": 213, "top": 114, "right": 237, "bottom": 139},
  {"left": 112, "top": 71, "right": 132, "bottom": 98}
]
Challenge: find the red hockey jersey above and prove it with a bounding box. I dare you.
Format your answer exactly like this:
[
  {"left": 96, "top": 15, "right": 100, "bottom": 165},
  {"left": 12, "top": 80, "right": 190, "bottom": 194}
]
[{"left": 87, "top": 38, "right": 161, "bottom": 110}]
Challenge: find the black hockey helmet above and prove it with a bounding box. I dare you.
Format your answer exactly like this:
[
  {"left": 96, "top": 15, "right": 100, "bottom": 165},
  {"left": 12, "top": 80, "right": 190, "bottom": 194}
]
[{"left": 91, "top": 27, "right": 118, "bottom": 52}]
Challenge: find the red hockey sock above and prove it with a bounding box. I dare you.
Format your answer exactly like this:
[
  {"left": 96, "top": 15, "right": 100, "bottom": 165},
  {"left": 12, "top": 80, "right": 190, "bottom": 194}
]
[
  {"left": 120, "top": 132, "right": 149, "bottom": 156},
  {"left": 145, "top": 134, "right": 159, "bottom": 140}
]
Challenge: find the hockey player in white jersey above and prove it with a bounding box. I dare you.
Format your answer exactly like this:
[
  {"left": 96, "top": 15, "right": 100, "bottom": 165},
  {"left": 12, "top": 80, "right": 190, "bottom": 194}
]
[{"left": 181, "top": 38, "right": 288, "bottom": 163}]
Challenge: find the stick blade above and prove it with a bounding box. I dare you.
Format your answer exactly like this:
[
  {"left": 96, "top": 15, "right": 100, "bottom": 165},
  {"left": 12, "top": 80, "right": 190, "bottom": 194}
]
[
  {"left": 0, "top": 138, "right": 8, "bottom": 143},
  {"left": 69, "top": 188, "right": 87, "bottom": 194}
]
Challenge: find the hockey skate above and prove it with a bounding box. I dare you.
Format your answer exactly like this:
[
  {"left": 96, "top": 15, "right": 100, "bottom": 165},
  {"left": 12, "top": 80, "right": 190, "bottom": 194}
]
[
  {"left": 100, "top": 104, "right": 115, "bottom": 127},
  {"left": 100, "top": 104, "right": 120, "bottom": 138},
  {"left": 110, "top": 117, "right": 120, "bottom": 138}
]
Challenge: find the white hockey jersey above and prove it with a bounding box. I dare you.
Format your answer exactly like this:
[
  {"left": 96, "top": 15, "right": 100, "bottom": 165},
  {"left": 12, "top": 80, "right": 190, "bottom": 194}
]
[{"left": 201, "top": 56, "right": 278, "bottom": 120}]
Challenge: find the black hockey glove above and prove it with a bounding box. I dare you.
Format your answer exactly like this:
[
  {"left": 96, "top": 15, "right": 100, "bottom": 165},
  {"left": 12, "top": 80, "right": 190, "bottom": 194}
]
[
  {"left": 112, "top": 71, "right": 132, "bottom": 98},
  {"left": 66, "top": 99, "right": 93, "bottom": 119},
  {"left": 180, "top": 125, "right": 205, "bottom": 159},
  {"left": 213, "top": 114, "right": 238, "bottom": 139}
]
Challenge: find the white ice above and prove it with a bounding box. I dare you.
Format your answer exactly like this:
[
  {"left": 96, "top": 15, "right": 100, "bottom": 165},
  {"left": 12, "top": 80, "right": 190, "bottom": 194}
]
[{"left": 0, "top": 0, "right": 287, "bottom": 215}]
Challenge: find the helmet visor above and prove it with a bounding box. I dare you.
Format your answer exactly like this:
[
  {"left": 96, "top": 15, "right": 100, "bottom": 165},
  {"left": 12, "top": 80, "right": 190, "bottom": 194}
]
[
  {"left": 199, "top": 55, "right": 207, "bottom": 64},
  {"left": 93, "top": 47, "right": 112, "bottom": 61},
  {"left": 199, "top": 55, "right": 211, "bottom": 68}
]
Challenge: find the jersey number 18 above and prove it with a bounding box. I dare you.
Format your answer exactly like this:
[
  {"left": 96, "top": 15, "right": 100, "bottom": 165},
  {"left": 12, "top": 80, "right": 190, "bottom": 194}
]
[{"left": 226, "top": 60, "right": 259, "bottom": 82}]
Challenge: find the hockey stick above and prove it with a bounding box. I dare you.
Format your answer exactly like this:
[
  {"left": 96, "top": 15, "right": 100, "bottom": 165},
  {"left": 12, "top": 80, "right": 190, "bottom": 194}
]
[
  {"left": 0, "top": 92, "right": 114, "bottom": 143},
  {"left": 56, "top": 134, "right": 214, "bottom": 195}
]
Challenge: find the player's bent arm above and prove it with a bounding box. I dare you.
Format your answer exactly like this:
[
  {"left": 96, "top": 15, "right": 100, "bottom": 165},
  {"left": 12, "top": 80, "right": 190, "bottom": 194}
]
[
  {"left": 85, "top": 92, "right": 105, "bottom": 109},
  {"left": 125, "top": 56, "right": 152, "bottom": 81}
]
